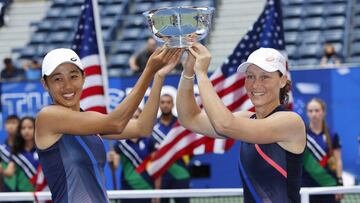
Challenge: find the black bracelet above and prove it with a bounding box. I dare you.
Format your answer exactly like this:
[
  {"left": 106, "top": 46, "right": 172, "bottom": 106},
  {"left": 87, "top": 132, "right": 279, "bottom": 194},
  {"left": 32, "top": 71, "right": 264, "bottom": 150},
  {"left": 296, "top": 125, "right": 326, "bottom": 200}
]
[{"left": 337, "top": 177, "right": 343, "bottom": 186}]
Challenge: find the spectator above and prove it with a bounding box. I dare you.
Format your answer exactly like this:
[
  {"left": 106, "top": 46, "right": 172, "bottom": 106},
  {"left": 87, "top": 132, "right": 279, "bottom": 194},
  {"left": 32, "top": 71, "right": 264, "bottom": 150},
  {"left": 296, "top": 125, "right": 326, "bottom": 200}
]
[
  {"left": 23, "top": 59, "right": 41, "bottom": 81},
  {"left": 0, "top": 115, "right": 19, "bottom": 193},
  {"left": 320, "top": 43, "right": 341, "bottom": 67},
  {"left": 129, "top": 37, "right": 157, "bottom": 74},
  {"left": 1, "top": 57, "right": 25, "bottom": 82},
  {"left": 302, "top": 98, "right": 343, "bottom": 203},
  {"left": 2, "top": 117, "right": 39, "bottom": 194},
  {"left": 108, "top": 108, "right": 154, "bottom": 203},
  {"left": 151, "top": 94, "right": 190, "bottom": 203}
]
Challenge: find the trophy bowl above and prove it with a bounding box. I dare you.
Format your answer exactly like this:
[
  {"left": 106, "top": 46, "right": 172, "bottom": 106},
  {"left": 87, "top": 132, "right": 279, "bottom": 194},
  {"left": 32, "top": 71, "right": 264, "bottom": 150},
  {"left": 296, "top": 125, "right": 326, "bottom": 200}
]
[{"left": 143, "top": 6, "right": 215, "bottom": 48}]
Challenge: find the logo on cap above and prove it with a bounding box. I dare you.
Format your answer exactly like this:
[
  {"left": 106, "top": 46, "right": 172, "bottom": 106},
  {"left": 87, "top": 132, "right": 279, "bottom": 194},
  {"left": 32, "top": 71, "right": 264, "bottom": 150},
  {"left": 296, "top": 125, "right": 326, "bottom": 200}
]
[
  {"left": 70, "top": 57, "right": 77, "bottom": 62},
  {"left": 265, "top": 56, "right": 275, "bottom": 62}
]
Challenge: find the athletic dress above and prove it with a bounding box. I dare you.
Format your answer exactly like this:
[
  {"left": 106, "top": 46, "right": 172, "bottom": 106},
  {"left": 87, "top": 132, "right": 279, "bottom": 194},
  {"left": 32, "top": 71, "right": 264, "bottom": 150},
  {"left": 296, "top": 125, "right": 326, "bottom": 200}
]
[
  {"left": 37, "top": 134, "right": 109, "bottom": 203},
  {"left": 302, "top": 128, "right": 341, "bottom": 203},
  {"left": 239, "top": 105, "right": 304, "bottom": 203}
]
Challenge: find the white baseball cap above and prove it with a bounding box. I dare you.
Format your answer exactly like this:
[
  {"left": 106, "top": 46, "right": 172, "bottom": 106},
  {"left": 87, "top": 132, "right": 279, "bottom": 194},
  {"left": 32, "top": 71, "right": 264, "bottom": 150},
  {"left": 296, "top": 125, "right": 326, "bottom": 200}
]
[
  {"left": 237, "top": 47, "right": 287, "bottom": 75},
  {"left": 42, "top": 48, "right": 84, "bottom": 77}
]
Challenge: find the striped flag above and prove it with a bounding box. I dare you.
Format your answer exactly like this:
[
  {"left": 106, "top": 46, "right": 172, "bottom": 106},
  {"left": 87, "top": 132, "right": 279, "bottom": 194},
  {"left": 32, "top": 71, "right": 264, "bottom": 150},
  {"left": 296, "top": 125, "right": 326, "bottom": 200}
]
[
  {"left": 72, "top": 0, "right": 108, "bottom": 114},
  {"left": 137, "top": 0, "right": 288, "bottom": 179}
]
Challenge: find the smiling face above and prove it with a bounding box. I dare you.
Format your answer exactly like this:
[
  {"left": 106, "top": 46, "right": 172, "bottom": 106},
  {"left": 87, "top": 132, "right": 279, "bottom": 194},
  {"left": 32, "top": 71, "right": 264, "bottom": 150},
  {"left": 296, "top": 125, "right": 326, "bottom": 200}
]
[
  {"left": 42, "top": 63, "right": 85, "bottom": 110},
  {"left": 245, "top": 65, "right": 286, "bottom": 109}
]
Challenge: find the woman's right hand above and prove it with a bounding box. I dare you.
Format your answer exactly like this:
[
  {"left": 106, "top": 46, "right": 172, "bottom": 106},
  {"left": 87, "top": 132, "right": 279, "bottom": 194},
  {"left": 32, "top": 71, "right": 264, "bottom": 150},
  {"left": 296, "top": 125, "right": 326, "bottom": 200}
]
[
  {"left": 157, "top": 49, "right": 183, "bottom": 78},
  {"left": 182, "top": 50, "right": 196, "bottom": 76},
  {"left": 145, "top": 46, "right": 179, "bottom": 74}
]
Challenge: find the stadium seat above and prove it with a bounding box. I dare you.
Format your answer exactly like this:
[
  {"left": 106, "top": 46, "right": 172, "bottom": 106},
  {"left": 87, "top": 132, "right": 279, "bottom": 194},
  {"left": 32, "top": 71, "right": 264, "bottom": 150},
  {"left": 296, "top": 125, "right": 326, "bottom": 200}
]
[
  {"left": 46, "top": 7, "right": 63, "bottom": 19},
  {"left": 19, "top": 46, "right": 38, "bottom": 59},
  {"left": 172, "top": 0, "right": 193, "bottom": 7},
  {"left": 133, "top": 2, "right": 153, "bottom": 14},
  {"left": 282, "top": 0, "right": 305, "bottom": 6},
  {"left": 124, "top": 15, "right": 147, "bottom": 28},
  {"left": 354, "top": 16, "right": 360, "bottom": 28},
  {"left": 304, "top": 5, "right": 324, "bottom": 17},
  {"left": 284, "top": 32, "right": 298, "bottom": 45},
  {"left": 153, "top": 1, "right": 172, "bottom": 8},
  {"left": 332, "top": 43, "right": 343, "bottom": 56},
  {"left": 63, "top": 6, "right": 82, "bottom": 18},
  {"left": 102, "top": 4, "right": 125, "bottom": 16},
  {"left": 283, "top": 18, "right": 302, "bottom": 31},
  {"left": 351, "top": 42, "right": 360, "bottom": 56},
  {"left": 108, "top": 54, "right": 130, "bottom": 69},
  {"left": 66, "top": 0, "right": 84, "bottom": 7},
  {"left": 285, "top": 45, "right": 298, "bottom": 59},
  {"left": 299, "top": 31, "right": 321, "bottom": 45},
  {"left": 192, "top": 0, "right": 215, "bottom": 7},
  {"left": 48, "top": 32, "right": 70, "bottom": 43},
  {"left": 283, "top": 6, "right": 303, "bottom": 18},
  {"left": 297, "top": 58, "right": 319, "bottom": 66},
  {"left": 113, "top": 41, "right": 138, "bottom": 54},
  {"left": 323, "top": 30, "right": 344, "bottom": 43},
  {"left": 325, "top": 16, "right": 346, "bottom": 29},
  {"left": 122, "top": 28, "right": 147, "bottom": 40},
  {"left": 36, "top": 20, "right": 54, "bottom": 32},
  {"left": 101, "top": 16, "right": 116, "bottom": 30},
  {"left": 298, "top": 44, "right": 322, "bottom": 58},
  {"left": 304, "top": 17, "right": 323, "bottom": 30},
  {"left": 325, "top": 4, "right": 347, "bottom": 16},
  {"left": 29, "top": 32, "right": 48, "bottom": 44},
  {"left": 52, "top": 0, "right": 67, "bottom": 7},
  {"left": 352, "top": 29, "right": 360, "bottom": 43},
  {"left": 56, "top": 19, "right": 77, "bottom": 31},
  {"left": 307, "top": 0, "right": 324, "bottom": 4}
]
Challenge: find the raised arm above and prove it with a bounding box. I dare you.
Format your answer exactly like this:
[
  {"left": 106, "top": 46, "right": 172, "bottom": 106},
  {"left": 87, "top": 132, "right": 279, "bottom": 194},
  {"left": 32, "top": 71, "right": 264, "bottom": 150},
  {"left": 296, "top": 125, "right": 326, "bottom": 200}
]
[
  {"left": 189, "top": 43, "right": 305, "bottom": 153},
  {"left": 104, "top": 49, "right": 183, "bottom": 140},
  {"left": 176, "top": 51, "right": 221, "bottom": 138},
  {"left": 36, "top": 47, "right": 180, "bottom": 149}
]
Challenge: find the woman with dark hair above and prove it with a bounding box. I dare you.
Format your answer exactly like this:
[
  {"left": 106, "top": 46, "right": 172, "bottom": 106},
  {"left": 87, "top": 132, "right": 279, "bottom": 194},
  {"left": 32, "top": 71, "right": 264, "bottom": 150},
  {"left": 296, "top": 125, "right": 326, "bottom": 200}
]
[
  {"left": 302, "top": 98, "right": 343, "bottom": 203},
  {"left": 177, "top": 43, "right": 306, "bottom": 202},
  {"left": 36, "top": 47, "right": 182, "bottom": 202},
  {"left": 0, "top": 116, "right": 39, "bottom": 196}
]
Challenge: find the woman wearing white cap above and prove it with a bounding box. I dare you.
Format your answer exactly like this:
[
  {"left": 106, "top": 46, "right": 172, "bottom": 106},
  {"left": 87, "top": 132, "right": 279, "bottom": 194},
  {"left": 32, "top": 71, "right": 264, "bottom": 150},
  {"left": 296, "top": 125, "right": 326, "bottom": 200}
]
[
  {"left": 35, "top": 47, "right": 182, "bottom": 203},
  {"left": 177, "top": 43, "right": 306, "bottom": 202}
]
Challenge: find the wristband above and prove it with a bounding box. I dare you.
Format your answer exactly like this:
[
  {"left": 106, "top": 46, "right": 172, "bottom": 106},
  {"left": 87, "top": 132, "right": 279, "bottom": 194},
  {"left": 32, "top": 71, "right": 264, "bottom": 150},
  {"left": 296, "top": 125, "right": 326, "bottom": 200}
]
[
  {"left": 337, "top": 177, "right": 343, "bottom": 186},
  {"left": 181, "top": 71, "right": 195, "bottom": 80}
]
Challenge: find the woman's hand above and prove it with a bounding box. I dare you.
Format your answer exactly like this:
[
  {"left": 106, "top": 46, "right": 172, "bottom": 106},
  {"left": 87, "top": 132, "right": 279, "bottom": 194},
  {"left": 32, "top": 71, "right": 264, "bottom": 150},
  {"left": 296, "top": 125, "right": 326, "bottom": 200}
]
[
  {"left": 188, "top": 42, "right": 212, "bottom": 74},
  {"left": 182, "top": 50, "right": 196, "bottom": 76},
  {"left": 157, "top": 48, "right": 184, "bottom": 78},
  {"left": 145, "top": 46, "right": 180, "bottom": 74}
]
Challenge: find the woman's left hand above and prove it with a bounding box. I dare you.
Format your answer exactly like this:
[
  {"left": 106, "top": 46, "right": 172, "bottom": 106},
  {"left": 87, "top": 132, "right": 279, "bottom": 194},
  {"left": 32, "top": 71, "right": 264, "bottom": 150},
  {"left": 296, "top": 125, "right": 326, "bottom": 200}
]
[
  {"left": 188, "top": 42, "right": 212, "bottom": 74},
  {"left": 157, "top": 48, "right": 184, "bottom": 77}
]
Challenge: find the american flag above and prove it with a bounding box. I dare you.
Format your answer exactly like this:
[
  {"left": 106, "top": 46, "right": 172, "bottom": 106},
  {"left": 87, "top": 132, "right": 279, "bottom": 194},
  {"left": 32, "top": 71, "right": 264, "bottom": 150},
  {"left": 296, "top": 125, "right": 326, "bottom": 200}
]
[
  {"left": 137, "top": 0, "right": 288, "bottom": 179},
  {"left": 72, "top": 0, "right": 108, "bottom": 114}
]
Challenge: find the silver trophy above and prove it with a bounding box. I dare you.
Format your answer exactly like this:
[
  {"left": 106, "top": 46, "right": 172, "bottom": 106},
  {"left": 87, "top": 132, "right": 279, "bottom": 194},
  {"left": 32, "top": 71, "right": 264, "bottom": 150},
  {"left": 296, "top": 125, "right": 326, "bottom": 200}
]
[{"left": 143, "top": 6, "right": 215, "bottom": 48}]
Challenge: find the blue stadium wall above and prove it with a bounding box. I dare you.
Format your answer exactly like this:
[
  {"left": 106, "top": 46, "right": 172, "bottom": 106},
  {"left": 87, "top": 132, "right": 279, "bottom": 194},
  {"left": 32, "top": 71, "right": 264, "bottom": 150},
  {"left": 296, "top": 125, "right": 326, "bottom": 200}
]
[{"left": 1, "top": 66, "right": 360, "bottom": 189}]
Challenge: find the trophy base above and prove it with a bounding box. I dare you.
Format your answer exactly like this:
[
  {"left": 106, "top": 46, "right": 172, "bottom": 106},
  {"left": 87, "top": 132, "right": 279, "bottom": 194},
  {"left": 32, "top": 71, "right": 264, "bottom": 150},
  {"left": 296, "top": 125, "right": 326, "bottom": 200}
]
[{"left": 164, "top": 36, "right": 194, "bottom": 48}]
